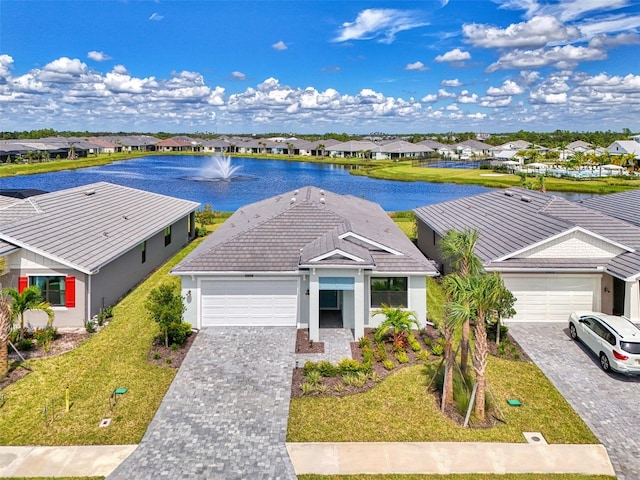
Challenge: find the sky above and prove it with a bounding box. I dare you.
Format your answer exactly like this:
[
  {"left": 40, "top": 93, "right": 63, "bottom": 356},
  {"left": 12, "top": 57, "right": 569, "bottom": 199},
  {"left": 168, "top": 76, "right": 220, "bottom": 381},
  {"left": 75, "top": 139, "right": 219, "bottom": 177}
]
[{"left": 1, "top": 0, "right": 639, "bottom": 134}]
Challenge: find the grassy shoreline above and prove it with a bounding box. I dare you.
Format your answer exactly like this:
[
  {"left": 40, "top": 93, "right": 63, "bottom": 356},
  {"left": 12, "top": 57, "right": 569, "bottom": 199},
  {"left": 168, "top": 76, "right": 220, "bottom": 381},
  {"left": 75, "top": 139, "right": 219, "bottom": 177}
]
[{"left": 2, "top": 152, "right": 637, "bottom": 195}]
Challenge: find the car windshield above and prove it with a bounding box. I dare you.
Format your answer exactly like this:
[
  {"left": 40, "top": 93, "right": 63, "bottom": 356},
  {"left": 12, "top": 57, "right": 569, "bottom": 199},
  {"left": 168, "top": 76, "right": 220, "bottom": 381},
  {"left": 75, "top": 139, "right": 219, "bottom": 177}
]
[{"left": 620, "top": 341, "right": 640, "bottom": 355}]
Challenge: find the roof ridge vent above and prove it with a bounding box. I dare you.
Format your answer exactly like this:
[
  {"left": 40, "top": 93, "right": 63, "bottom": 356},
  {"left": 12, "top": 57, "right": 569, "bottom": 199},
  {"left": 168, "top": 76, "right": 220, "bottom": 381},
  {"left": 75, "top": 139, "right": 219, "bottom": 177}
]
[
  {"left": 320, "top": 197, "right": 325, "bottom": 204},
  {"left": 84, "top": 189, "right": 96, "bottom": 196},
  {"left": 290, "top": 197, "right": 296, "bottom": 204},
  {"left": 520, "top": 195, "right": 532, "bottom": 203},
  {"left": 504, "top": 190, "right": 514, "bottom": 197}
]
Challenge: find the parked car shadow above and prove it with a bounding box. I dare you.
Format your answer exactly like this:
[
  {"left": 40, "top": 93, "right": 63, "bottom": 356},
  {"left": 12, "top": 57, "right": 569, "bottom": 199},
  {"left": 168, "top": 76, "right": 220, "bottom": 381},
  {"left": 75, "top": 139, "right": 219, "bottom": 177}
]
[{"left": 562, "top": 327, "right": 640, "bottom": 383}]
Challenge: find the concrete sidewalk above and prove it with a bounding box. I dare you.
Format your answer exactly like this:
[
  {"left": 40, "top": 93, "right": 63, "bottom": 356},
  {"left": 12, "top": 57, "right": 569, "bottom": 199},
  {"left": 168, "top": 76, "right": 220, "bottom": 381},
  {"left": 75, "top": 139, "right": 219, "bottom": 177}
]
[
  {"left": 0, "top": 442, "right": 616, "bottom": 478},
  {"left": 286, "top": 442, "right": 616, "bottom": 476},
  {"left": 0, "top": 445, "right": 136, "bottom": 478}
]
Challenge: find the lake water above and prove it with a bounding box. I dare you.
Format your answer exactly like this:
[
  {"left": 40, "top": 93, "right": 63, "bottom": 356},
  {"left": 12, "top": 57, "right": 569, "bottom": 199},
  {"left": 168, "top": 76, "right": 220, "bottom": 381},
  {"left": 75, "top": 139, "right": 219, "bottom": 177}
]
[{"left": 0, "top": 155, "right": 589, "bottom": 211}]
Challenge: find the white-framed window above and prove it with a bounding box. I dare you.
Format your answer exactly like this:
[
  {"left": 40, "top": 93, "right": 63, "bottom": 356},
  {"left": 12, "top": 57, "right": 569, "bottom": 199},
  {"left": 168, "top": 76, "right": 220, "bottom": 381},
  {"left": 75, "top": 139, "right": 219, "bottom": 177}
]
[
  {"left": 370, "top": 277, "right": 408, "bottom": 308},
  {"left": 30, "top": 276, "right": 66, "bottom": 306}
]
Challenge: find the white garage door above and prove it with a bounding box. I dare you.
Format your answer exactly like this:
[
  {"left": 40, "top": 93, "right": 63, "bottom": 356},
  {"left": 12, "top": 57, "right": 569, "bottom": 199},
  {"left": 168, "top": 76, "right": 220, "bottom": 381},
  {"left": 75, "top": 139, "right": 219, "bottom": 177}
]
[
  {"left": 504, "top": 275, "right": 598, "bottom": 322},
  {"left": 201, "top": 279, "right": 298, "bottom": 326}
]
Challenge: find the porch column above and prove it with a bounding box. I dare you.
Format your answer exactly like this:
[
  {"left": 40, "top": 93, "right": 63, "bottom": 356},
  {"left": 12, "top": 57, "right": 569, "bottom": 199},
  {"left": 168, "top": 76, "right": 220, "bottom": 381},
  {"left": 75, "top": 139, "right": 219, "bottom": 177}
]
[
  {"left": 624, "top": 280, "right": 640, "bottom": 321},
  {"left": 309, "top": 272, "right": 320, "bottom": 342},
  {"left": 354, "top": 270, "right": 365, "bottom": 340}
]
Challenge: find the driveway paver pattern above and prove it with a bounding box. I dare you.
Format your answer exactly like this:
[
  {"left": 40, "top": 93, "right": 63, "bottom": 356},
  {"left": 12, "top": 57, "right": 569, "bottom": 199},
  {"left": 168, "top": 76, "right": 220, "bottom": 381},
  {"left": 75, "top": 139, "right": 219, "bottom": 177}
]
[
  {"left": 107, "top": 326, "right": 298, "bottom": 480},
  {"left": 509, "top": 322, "right": 640, "bottom": 480}
]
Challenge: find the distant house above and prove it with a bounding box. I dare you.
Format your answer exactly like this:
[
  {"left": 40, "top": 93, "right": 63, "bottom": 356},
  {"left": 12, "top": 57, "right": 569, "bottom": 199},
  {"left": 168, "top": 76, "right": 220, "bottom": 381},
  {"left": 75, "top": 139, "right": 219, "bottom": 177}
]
[
  {"left": 0, "top": 182, "right": 198, "bottom": 328},
  {"left": 414, "top": 187, "right": 640, "bottom": 323},
  {"left": 606, "top": 140, "right": 640, "bottom": 162},
  {"left": 156, "top": 138, "right": 194, "bottom": 152},
  {"left": 172, "top": 186, "right": 438, "bottom": 341},
  {"left": 451, "top": 139, "right": 493, "bottom": 159}
]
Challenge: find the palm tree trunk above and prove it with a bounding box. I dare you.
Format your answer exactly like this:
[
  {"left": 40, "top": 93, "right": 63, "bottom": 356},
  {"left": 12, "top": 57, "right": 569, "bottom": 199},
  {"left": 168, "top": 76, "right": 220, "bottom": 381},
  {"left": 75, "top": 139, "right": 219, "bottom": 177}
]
[
  {"left": 472, "top": 321, "right": 489, "bottom": 420},
  {"left": 460, "top": 319, "right": 470, "bottom": 375},
  {"left": 0, "top": 339, "right": 7, "bottom": 377},
  {"left": 443, "top": 332, "right": 454, "bottom": 410}
]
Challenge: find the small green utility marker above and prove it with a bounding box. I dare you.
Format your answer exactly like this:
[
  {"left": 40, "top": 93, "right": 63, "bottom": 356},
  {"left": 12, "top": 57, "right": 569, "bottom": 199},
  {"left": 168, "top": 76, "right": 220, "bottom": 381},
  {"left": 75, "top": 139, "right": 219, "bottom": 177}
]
[
  {"left": 507, "top": 399, "right": 522, "bottom": 407},
  {"left": 114, "top": 388, "right": 128, "bottom": 395}
]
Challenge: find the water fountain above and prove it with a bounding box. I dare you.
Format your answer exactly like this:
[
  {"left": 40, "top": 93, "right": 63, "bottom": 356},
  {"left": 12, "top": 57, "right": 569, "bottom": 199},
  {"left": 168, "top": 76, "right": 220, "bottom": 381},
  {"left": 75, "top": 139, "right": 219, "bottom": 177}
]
[{"left": 188, "top": 155, "right": 252, "bottom": 182}]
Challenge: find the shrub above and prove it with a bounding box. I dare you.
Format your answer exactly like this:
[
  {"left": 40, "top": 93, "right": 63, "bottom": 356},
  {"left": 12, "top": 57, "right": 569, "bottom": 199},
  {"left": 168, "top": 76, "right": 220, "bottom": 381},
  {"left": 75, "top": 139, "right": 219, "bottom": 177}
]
[
  {"left": 103, "top": 305, "right": 114, "bottom": 318},
  {"left": 410, "top": 340, "right": 421, "bottom": 352},
  {"left": 394, "top": 351, "right": 409, "bottom": 363},
  {"left": 488, "top": 323, "right": 509, "bottom": 342},
  {"left": 392, "top": 336, "right": 405, "bottom": 353},
  {"left": 303, "top": 361, "right": 318, "bottom": 375},
  {"left": 431, "top": 337, "right": 446, "bottom": 356},
  {"left": 416, "top": 350, "right": 431, "bottom": 361},
  {"left": 374, "top": 342, "right": 387, "bottom": 362},
  {"left": 304, "top": 370, "right": 322, "bottom": 386},
  {"left": 170, "top": 343, "right": 180, "bottom": 352},
  {"left": 342, "top": 372, "right": 367, "bottom": 388},
  {"left": 368, "top": 371, "right": 382, "bottom": 383},
  {"left": 333, "top": 383, "right": 346, "bottom": 393},
  {"left": 300, "top": 382, "right": 315, "bottom": 395},
  {"left": 382, "top": 359, "right": 395, "bottom": 370},
  {"left": 358, "top": 336, "right": 370, "bottom": 348},
  {"left": 84, "top": 319, "right": 97, "bottom": 334},
  {"left": 33, "top": 327, "right": 57, "bottom": 353},
  {"left": 317, "top": 361, "right": 338, "bottom": 377},
  {"left": 337, "top": 358, "right": 361, "bottom": 375},
  {"left": 153, "top": 352, "right": 161, "bottom": 360},
  {"left": 359, "top": 361, "right": 373, "bottom": 374},
  {"left": 16, "top": 338, "right": 34, "bottom": 351},
  {"left": 314, "top": 384, "right": 329, "bottom": 395},
  {"left": 167, "top": 321, "right": 192, "bottom": 346},
  {"left": 145, "top": 283, "right": 186, "bottom": 348},
  {"left": 361, "top": 346, "right": 374, "bottom": 364}
]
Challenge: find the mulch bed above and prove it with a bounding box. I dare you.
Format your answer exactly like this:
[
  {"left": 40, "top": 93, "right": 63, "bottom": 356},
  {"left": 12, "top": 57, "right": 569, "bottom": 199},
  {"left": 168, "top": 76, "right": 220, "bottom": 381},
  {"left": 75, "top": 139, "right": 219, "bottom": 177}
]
[
  {"left": 295, "top": 328, "right": 324, "bottom": 354},
  {"left": 291, "top": 326, "right": 530, "bottom": 402},
  {"left": 147, "top": 332, "right": 197, "bottom": 368}
]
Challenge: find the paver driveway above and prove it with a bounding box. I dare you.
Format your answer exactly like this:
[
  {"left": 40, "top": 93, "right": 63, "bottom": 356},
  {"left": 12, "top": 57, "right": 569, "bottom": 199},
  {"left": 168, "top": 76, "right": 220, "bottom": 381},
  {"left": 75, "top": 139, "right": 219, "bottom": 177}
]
[
  {"left": 108, "top": 327, "right": 298, "bottom": 480},
  {"left": 509, "top": 322, "right": 640, "bottom": 480}
]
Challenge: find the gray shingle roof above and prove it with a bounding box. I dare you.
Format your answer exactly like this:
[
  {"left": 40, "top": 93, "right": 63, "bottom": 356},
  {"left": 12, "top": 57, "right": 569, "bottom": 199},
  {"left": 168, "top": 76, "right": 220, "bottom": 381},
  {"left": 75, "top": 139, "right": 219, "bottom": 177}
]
[
  {"left": 173, "top": 186, "right": 437, "bottom": 275},
  {"left": 0, "top": 182, "right": 199, "bottom": 274},
  {"left": 580, "top": 189, "right": 640, "bottom": 228},
  {"left": 414, "top": 187, "right": 640, "bottom": 280}
]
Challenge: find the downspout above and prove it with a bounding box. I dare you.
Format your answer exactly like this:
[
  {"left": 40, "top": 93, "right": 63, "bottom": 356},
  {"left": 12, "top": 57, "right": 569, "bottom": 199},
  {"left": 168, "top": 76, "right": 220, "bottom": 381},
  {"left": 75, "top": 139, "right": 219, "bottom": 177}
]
[{"left": 86, "top": 273, "right": 92, "bottom": 323}]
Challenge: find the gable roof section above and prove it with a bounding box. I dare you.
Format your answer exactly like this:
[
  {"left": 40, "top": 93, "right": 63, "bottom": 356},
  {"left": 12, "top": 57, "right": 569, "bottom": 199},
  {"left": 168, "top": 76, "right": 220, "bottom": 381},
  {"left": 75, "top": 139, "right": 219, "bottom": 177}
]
[
  {"left": 580, "top": 189, "right": 640, "bottom": 227},
  {"left": 0, "top": 182, "right": 199, "bottom": 274},
  {"left": 173, "top": 186, "right": 437, "bottom": 275},
  {"left": 413, "top": 187, "right": 640, "bottom": 277}
]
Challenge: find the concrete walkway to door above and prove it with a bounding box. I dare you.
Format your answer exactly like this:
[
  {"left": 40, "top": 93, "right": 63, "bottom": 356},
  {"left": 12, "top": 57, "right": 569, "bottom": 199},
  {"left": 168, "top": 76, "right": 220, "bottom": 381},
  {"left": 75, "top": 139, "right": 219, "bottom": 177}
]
[{"left": 107, "top": 326, "right": 298, "bottom": 480}]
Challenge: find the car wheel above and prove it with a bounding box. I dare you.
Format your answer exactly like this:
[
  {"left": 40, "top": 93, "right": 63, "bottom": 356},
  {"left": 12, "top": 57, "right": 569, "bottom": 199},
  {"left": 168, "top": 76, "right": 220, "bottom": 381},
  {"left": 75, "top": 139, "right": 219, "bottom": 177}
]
[
  {"left": 569, "top": 323, "right": 578, "bottom": 340},
  {"left": 599, "top": 353, "right": 611, "bottom": 372}
]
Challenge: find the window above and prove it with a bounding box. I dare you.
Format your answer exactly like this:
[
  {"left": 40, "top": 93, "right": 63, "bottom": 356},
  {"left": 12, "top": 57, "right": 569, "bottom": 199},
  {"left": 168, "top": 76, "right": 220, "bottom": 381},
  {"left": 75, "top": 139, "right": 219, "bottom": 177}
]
[
  {"left": 30, "top": 276, "right": 66, "bottom": 306},
  {"left": 141, "top": 241, "right": 147, "bottom": 264},
  {"left": 164, "top": 226, "right": 172, "bottom": 246},
  {"left": 370, "top": 277, "right": 408, "bottom": 308}
]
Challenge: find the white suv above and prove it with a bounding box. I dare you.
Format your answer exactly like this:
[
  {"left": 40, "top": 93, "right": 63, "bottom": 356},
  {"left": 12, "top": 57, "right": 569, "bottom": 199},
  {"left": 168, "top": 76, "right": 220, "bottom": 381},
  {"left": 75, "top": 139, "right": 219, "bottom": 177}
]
[{"left": 568, "top": 311, "right": 640, "bottom": 375}]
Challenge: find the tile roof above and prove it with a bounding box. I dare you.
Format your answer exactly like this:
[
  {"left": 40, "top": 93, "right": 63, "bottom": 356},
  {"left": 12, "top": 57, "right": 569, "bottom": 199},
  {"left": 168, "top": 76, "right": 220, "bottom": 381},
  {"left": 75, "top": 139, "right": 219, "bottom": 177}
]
[
  {"left": 0, "top": 182, "right": 199, "bottom": 274},
  {"left": 581, "top": 189, "right": 640, "bottom": 227},
  {"left": 173, "top": 186, "right": 437, "bottom": 275},
  {"left": 414, "top": 187, "right": 640, "bottom": 280}
]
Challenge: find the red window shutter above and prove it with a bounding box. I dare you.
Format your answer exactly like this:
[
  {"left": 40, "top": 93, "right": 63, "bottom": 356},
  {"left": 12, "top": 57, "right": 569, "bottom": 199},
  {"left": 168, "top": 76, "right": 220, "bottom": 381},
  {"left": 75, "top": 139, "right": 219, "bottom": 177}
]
[
  {"left": 65, "top": 276, "right": 76, "bottom": 308},
  {"left": 18, "top": 277, "right": 28, "bottom": 293}
]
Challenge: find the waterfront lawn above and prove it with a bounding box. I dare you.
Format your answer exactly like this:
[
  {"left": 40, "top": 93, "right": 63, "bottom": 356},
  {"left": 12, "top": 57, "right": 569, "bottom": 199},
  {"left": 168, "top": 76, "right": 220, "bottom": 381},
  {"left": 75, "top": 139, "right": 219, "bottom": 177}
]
[
  {"left": 0, "top": 239, "right": 202, "bottom": 446},
  {"left": 287, "top": 357, "right": 598, "bottom": 444},
  {"left": 357, "top": 164, "right": 639, "bottom": 194}
]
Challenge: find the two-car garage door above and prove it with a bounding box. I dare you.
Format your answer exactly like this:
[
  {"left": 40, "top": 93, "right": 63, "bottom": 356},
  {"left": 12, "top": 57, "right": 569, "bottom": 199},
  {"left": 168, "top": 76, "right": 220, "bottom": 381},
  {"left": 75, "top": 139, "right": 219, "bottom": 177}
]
[
  {"left": 200, "top": 279, "right": 298, "bottom": 327},
  {"left": 504, "top": 275, "right": 598, "bottom": 322}
]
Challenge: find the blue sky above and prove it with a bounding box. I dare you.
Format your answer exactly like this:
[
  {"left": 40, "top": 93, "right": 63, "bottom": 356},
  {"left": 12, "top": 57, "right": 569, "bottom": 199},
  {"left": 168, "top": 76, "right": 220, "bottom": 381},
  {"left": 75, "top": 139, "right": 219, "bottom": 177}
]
[{"left": 1, "top": 0, "right": 639, "bottom": 134}]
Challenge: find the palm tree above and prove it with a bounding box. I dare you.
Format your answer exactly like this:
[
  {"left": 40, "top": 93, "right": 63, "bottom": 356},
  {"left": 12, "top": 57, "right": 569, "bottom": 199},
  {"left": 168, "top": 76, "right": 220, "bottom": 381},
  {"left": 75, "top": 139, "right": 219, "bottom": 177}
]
[
  {"left": 0, "top": 294, "right": 11, "bottom": 377},
  {"left": 440, "top": 228, "right": 482, "bottom": 375},
  {"left": 4, "top": 286, "right": 54, "bottom": 341},
  {"left": 372, "top": 304, "right": 418, "bottom": 347},
  {"left": 317, "top": 143, "right": 325, "bottom": 158}
]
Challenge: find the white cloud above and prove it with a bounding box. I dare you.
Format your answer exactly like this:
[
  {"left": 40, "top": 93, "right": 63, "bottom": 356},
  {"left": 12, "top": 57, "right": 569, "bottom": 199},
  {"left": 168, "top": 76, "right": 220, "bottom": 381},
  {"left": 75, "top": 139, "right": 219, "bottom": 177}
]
[
  {"left": 487, "top": 79, "right": 525, "bottom": 96},
  {"left": 149, "top": 12, "right": 164, "bottom": 21},
  {"left": 405, "top": 61, "right": 428, "bottom": 71},
  {"left": 231, "top": 71, "right": 247, "bottom": 81},
  {"left": 0, "top": 54, "right": 14, "bottom": 79},
  {"left": 441, "top": 78, "right": 462, "bottom": 87},
  {"left": 463, "top": 15, "right": 580, "bottom": 49},
  {"left": 458, "top": 91, "right": 478, "bottom": 103},
  {"left": 334, "top": 9, "right": 429, "bottom": 44},
  {"left": 104, "top": 71, "right": 158, "bottom": 94},
  {"left": 467, "top": 112, "right": 487, "bottom": 120},
  {"left": 87, "top": 51, "right": 111, "bottom": 62},
  {"left": 487, "top": 44, "right": 607, "bottom": 72},
  {"left": 435, "top": 48, "right": 471, "bottom": 63},
  {"left": 43, "top": 57, "right": 88, "bottom": 76},
  {"left": 530, "top": 91, "right": 567, "bottom": 103},
  {"left": 437, "top": 88, "right": 457, "bottom": 98},
  {"left": 113, "top": 64, "right": 128, "bottom": 74},
  {"left": 495, "top": 0, "right": 629, "bottom": 22},
  {"left": 480, "top": 96, "right": 513, "bottom": 107},
  {"left": 272, "top": 41, "right": 288, "bottom": 51},
  {"left": 421, "top": 93, "right": 438, "bottom": 103}
]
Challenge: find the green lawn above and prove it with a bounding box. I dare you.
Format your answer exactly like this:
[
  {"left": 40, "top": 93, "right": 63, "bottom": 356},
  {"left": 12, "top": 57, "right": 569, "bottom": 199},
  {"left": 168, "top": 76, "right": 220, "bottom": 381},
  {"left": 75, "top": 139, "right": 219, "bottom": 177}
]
[
  {"left": 287, "top": 358, "right": 598, "bottom": 444},
  {"left": 0, "top": 239, "right": 202, "bottom": 445},
  {"left": 355, "top": 164, "right": 639, "bottom": 194}
]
